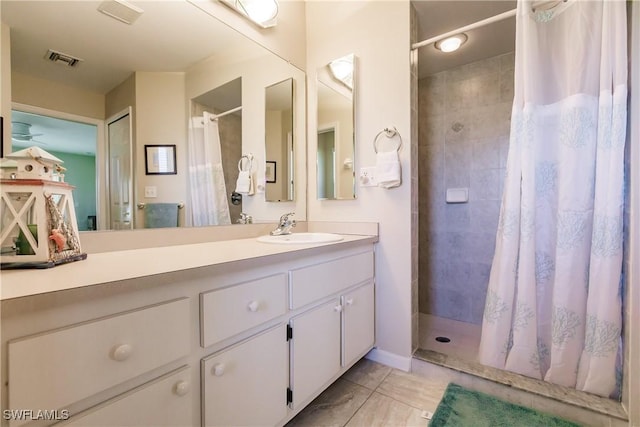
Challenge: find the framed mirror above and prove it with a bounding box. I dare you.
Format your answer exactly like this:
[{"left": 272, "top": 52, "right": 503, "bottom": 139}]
[
  {"left": 2, "top": 0, "right": 306, "bottom": 230},
  {"left": 265, "top": 78, "right": 294, "bottom": 202},
  {"left": 316, "top": 54, "right": 356, "bottom": 200}
]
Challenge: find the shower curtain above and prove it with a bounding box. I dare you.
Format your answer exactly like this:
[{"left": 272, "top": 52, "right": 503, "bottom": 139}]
[
  {"left": 479, "top": 0, "right": 627, "bottom": 397},
  {"left": 187, "top": 111, "right": 231, "bottom": 226}
]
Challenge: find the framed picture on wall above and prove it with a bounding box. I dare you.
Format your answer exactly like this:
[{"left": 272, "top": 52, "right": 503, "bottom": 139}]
[
  {"left": 266, "top": 161, "right": 276, "bottom": 183},
  {"left": 145, "top": 144, "right": 176, "bottom": 175}
]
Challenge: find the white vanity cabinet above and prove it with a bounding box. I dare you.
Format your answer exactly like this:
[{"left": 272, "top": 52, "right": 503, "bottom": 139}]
[
  {"left": 342, "top": 282, "right": 375, "bottom": 367},
  {"left": 201, "top": 324, "right": 288, "bottom": 427},
  {"left": 200, "top": 273, "right": 288, "bottom": 348},
  {"left": 287, "top": 251, "right": 375, "bottom": 411},
  {"left": 6, "top": 298, "right": 190, "bottom": 426},
  {"left": 289, "top": 298, "right": 342, "bottom": 410},
  {"left": 61, "top": 366, "right": 192, "bottom": 427},
  {"left": 1, "top": 235, "right": 377, "bottom": 427}
]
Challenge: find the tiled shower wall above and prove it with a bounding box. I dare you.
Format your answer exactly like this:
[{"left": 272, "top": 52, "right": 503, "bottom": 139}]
[{"left": 418, "top": 52, "right": 514, "bottom": 325}]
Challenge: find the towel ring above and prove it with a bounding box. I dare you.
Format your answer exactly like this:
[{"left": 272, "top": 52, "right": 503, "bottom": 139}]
[
  {"left": 238, "top": 154, "right": 253, "bottom": 172},
  {"left": 373, "top": 127, "right": 402, "bottom": 153}
]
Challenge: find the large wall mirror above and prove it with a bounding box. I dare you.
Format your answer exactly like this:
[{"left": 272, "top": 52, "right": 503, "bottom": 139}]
[
  {"left": 1, "top": 0, "right": 306, "bottom": 230},
  {"left": 316, "top": 54, "right": 356, "bottom": 200},
  {"left": 265, "top": 78, "right": 294, "bottom": 202}
]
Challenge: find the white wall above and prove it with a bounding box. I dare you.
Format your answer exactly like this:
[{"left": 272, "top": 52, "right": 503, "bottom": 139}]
[
  {"left": 185, "top": 52, "right": 307, "bottom": 222},
  {"left": 307, "top": 1, "right": 414, "bottom": 367},
  {"left": 11, "top": 72, "right": 105, "bottom": 120},
  {"left": 134, "top": 72, "right": 188, "bottom": 228},
  {"left": 1, "top": 22, "right": 11, "bottom": 154}
]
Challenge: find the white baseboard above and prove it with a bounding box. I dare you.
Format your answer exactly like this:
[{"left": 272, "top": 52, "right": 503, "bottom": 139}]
[{"left": 365, "top": 348, "right": 412, "bottom": 372}]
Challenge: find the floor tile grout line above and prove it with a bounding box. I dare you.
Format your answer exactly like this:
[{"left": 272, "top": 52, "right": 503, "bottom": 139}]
[
  {"left": 340, "top": 366, "right": 395, "bottom": 427},
  {"left": 340, "top": 388, "right": 375, "bottom": 427},
  {"left": 373, "top": 387, "right": 444, "bottom": 413},
  {"left": 372, "top": 369, "right": 445, "bottom": 413}
]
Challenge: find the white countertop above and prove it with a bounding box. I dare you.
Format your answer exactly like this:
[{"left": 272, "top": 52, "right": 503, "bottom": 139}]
[{"left": 0, "top": 234, "right": 377, "bottom": 301}]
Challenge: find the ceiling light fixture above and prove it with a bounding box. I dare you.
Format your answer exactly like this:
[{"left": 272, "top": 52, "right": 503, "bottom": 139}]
[
  {"left": 220, "top": 0, "right": 278, "bottom": 28},
  {"left": 328, "top": 54, "right": 354, "bottom": 90},
  {"left": 434, "top": 33, "right": 468, "bottom": 53}
]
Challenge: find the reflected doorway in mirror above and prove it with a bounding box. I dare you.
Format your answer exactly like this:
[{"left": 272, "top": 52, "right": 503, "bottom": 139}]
[{"left": 266, "top": 161, "right": 277, "bottom": 183}]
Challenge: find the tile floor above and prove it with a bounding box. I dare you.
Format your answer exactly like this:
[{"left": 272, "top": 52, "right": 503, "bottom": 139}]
[{"left": 286, "top": 358, "right": 447, "bottom": 427}]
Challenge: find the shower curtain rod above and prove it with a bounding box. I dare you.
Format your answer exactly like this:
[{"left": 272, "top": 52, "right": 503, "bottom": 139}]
[
  {"left": 210, "top": 106, "right": 242, "bottom": 120},
  {"left": 411, "top": 8, "right": 516, "bottom": 50}
]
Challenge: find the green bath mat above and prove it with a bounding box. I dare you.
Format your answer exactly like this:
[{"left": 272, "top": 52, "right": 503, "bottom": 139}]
[{"left": 429, "top": 383, "right": 580, "bottom": 427}]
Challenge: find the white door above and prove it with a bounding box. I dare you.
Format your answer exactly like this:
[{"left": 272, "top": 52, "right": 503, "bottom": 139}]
[
  {"left": 107, "top": 108, "right": 133, "bottom": 230},
  {"left": 343, "top": 282, "right": 375, "bottom": 367},
  {"left": 290, "top": 298, "right": 341, "bottom": 410},
  {"left": 201, "top": 324, "right": 288, "bottom": 426}
]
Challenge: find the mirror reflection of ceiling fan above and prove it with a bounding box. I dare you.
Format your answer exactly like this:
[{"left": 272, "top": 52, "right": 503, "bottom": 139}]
[{"left": 11, "top": 122, "right": 47, "bottom": 145}]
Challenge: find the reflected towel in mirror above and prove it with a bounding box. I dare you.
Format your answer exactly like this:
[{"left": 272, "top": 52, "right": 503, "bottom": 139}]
[
  {"left": 144, "top": 203, "right": 179, "bottom": 228},
  {"left": 235, "top": 171, "right": 252, "bottom": 194}
]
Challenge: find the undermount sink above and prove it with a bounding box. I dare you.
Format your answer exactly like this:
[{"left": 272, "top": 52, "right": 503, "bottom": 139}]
[{"left": 256, "top": 232, "right": 344, "bottom": 244}]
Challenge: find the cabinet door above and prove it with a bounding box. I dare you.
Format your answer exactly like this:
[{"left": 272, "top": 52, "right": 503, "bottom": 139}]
[
  {"left": 290, "top": 298, "right": 341, "bottom": 410},
  {"left": 343, "top": 282, "right": 375, "bottom": 367},
  {"left": 202, "top": 324, "right": 288, "bottom": 427},
  {"left": 63, "top": 366, "right": 192, "bottom": 427}
]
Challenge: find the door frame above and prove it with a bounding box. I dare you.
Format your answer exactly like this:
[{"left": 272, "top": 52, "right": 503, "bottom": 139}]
[
  {"left": 105, "top": 107, "right": 134, "bottom": 230},
  {"left": 11, "top": 102, "right": 106, "bottom": 229}
]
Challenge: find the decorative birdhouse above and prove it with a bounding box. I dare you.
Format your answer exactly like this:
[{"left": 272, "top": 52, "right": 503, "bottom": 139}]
[{"left": 0, "top": 146, "right": 86, "bottom": 268}]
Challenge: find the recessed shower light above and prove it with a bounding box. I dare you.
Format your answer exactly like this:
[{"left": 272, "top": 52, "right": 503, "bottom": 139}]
[{"left": 435, "top": 33, "right": 468, "bottom": 53}]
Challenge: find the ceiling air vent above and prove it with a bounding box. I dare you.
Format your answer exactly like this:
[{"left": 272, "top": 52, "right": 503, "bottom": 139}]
[
  {"left": 97, "top": 0, "right": 144, "bottom": 25},
  {"left": 45, "top": 49, "right": 83, "bottom": 67}
]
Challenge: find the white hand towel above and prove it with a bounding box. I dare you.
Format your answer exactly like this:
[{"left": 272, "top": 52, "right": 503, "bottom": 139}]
[
  {"left": 235, "top": 170, "right": 251, "bottom": 194},
  {"left": 248, "top": 172, "right": 255, "bottom": 196},
  {"left": 376, "top": 150, "right": 401, "bottom": 189}
]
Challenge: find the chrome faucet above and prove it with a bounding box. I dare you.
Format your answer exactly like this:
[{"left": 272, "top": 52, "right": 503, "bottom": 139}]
[
  {"left": 270, "top": 212, "right": 296, "bottom": 236},
  {"left": 238, "top": 213, "right": 253, "bottom": 224}
]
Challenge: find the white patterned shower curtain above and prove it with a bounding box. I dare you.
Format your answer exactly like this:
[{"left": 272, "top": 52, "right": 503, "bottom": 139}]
[
  {"left": 479, "top": 0, "right": 627, "bottom": 397},
  {"left": 187, "top": 111, "right": 231, "bottom": 226}
]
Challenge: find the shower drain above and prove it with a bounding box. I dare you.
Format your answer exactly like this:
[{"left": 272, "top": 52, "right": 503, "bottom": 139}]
[{"left": 435, "top": 336, "right": 451, "bottom": 343}]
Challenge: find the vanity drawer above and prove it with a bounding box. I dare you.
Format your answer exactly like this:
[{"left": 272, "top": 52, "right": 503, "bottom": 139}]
[
  {"left": 8, "top": 298, "right": 190, "bottom": 417},
  {"left": 200, "top": 273, "right": 287, "bottom": 348},
  {"left": 62, "top": 366, "right": 192, "bottom": 426},
  {"left": 289, "top": 251, "right": 374, "bottom": 309}
]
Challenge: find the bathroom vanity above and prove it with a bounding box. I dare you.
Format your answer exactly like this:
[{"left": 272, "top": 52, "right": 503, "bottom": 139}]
[{"left": 0, "top": 232, "right": 376, "bottom": 426}]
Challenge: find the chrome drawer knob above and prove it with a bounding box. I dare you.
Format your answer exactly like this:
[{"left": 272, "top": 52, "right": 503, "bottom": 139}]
[
  {"left": 346, "top": 298, "right": 354, "bottom": 306},
  {"left": 334, "top": 304, "right": 343, "bottom": 313}
]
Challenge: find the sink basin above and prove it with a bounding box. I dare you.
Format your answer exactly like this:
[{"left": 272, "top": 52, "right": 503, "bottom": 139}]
[{"left": 256, "top": 232, "right": 344, "bottom": 244}]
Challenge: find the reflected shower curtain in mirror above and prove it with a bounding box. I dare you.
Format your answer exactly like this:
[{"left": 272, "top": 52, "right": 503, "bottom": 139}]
[
  {"left": 187, "top": 112, "right": 231, "bottom": 226},
  {"left": 479, "top": 0, "right": 627, "bottom": 397}
]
